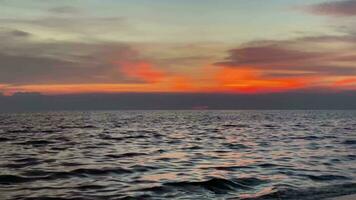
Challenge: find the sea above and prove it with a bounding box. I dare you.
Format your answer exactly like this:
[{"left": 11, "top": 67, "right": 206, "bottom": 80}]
[{"left": 0, "top": 110, "right": 355, "bottom": 200}]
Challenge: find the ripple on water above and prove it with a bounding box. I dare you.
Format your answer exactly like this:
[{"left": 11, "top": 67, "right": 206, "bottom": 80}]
[
  {"left": 140, "top": 177, "right": 268, "bottom": 194},
  {"left": 0, "top": 110, "right": 355, "bottom": 199}
]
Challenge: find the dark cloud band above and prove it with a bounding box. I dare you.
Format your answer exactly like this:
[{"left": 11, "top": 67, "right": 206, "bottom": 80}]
[{"left": 306, "top": 0, "right": 356, "bottom": 16}]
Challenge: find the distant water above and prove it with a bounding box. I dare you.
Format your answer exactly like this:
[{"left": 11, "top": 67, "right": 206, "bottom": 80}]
[{"left": 0, "top": 111, "right": 355, "bottom": 200}]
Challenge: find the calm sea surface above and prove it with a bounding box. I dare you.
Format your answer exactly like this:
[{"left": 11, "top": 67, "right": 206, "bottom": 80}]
[{"left": 0, "top": 111, "right": 355, "bottom": 200}]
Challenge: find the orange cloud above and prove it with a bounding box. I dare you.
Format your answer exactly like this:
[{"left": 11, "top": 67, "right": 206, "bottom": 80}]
[
  {"left": 118, "top": 61, "right": 165, "bottom": 83},
  {"left": 0, "top": 66, "right": 316, "bottom": 95},
  {"left": 213, "top": 67, "right": 310, "bottom": 93},
  {"left": 0, "top": 60, "right": 352, "bottom": 95},
  {"left": 113, "top": 59, "right": 197, "bottom": 92},
  {"left": 333, "top": 77, "right": 356, "bottom": 90},
  {"left": 3, "top": 84, "right": 172, "bottom": 95},
  {"left": 0, "top": 56, "right": 200, "bottom": 95}
]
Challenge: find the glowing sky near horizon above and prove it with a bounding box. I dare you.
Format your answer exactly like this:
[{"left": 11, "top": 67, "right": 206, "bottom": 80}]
[{"left": 0, "top": 0, "right": 356, "bottom": 95}]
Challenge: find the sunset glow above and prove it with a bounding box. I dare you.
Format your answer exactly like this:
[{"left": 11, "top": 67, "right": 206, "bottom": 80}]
[{"left": 0, "top": 0, "right": 355, "bottom": 95}]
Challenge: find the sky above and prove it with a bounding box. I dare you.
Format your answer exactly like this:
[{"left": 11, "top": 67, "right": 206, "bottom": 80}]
[{"left": 0, "top": 0, "right": 356, "bottom": 95}]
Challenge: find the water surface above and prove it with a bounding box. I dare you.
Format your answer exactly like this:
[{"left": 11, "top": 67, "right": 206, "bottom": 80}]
[{"left": 0, "top": 110, "right": 355, "bottom": 199}]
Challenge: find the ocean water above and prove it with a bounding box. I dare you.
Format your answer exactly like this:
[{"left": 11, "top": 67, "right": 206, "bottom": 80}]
[{"left": 0, "top": 110, "right": 355, "bottom": 200}]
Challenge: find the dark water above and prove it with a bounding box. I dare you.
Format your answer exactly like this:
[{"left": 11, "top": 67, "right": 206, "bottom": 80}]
[{"left": 0, "top": 111, "right": 355, "bottom": 200}]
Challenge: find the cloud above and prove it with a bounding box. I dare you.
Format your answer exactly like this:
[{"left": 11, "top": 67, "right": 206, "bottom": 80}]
[
  {"left": 48, "top": 6, "right": 81, "bottom": 14},
  {"left": 8, "top": 29, "right": 31, "bottom": 37},
  {"left": 0, "top": 28, "right": 32, "bottom": 39},
  {"left": 0, "top": 26, "right": 200, "bottom": 92},
  {"left": 0, "top": 26, "right": 149, "bottom": 85},
  {"left": 0, "top": 36, "right": 159, "bottom": 85},
  {"left": 0, "top": 24, "right": 204, "bottom": 94},
  {"left": 305, "top": 0, "right": 356, "bottom": 16},
  {"left": 215, "top": 45, "right": 323, "bottom": 66},
  {"left": 0, "top": 16, "right": 126, "bottom": 35},
  {"left": 0, "top": 53, "right": 138, "bottom": 85},
  {"left": 0, "top": 53, "right": 77, "bottom": 84},
  {"left": 215, "top": 36, "right": 356, "bottom": 77},
  {"left": 118, "top": 61, "right": 165, "bottom": 83}
]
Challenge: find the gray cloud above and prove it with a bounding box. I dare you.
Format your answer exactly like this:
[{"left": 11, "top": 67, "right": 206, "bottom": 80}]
[
  {"left": 0, "top": 53, "right": 78, "bottom": 84},
  {"left": 215, "top": 35, "right": 356, "bottom": 77},
  {"left": 0, "top": 28, "right": 151, "bottom": 85},
  {"left": 48, "top": 6, "right": 81, "bottom": 14},
  {"left": 0, "top": 51, "right": 142, "bottom": 84},
  {"left": 0, "top": 16, "right": 126, "bottom": 35},
  {"left": 306, "top": 0, "right": 356, "bottom": 16},
  {"left": 215, "top": 45, "right": 325, "bottom": 66},
  {"left": 9, "top": 29, "right": 31, "bottom": 37},
  {"left": 0, "top": 28, "right": 32, "bottom": 39}
]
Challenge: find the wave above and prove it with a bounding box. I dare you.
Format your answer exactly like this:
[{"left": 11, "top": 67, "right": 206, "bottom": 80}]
[
  {"left": 204, "top": 163, "right": 279, "bottom": 171},
  {"left": 304, "top": 174, "right": 351, "bottom": 182},
  {"left": 291, "top": 136, "right": 321, "bottom": 140},
  {"left": 105, "top": 152, "right": 147, "bottom": 159},
  {"left": 2, "top": 157, "right": 41, "bottom": 168},
  {"left": 243, "top": 183, "right": 356, "bottom": 200},
  {"left": 343, "top": 140, "right": 356, "bottom": 145},
  {"left": 16, "top": 140, "right": 55, "bottom": 146},
  {"left": 225, "top": 143, "right": 249, "bottom": 149},
  {"left": 223, "top": 124, "right": 250, "bottom": 128},
  {"left": 0, "top": 137, "right": 11, "bottom": 142},
  {"left": 135, "top": 179, "right": 356, "bottom": 199},
  {"left": 6, "top": 129, "right": 31, "bottom": 134},
  {"left": 256, "top": 163, "right": 279, "bottom": 168},
  {"left": 141, "top": 177, "right": 268, "bottom": 194},
  {"left": 0, "top": 167, "right": 133, "bottom": 184},
  {"left": 75, "top": 184, "right": 106, "bottom": 190},
  {"left": 0, "top": 175, "right": 32, "bottom": 184},
  {"left": 100, "top": 135, "right": 149, "bottom": 141},
  {"left": 58, "top": 125, "right": 97, "bottom": 129},
  {"left": 64, "top": 168, "right": 132, "bottom": 176},
  {"left": 22, "top": 197, "right": 89, "bottom": 200},
  {"left": 209, "top": 165, "right": 253, "bottom": 171}
]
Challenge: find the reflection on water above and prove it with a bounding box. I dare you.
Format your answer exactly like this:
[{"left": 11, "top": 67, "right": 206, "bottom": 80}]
[{"left": 0, "top": 110, "right": 355, "bottom": 199}]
